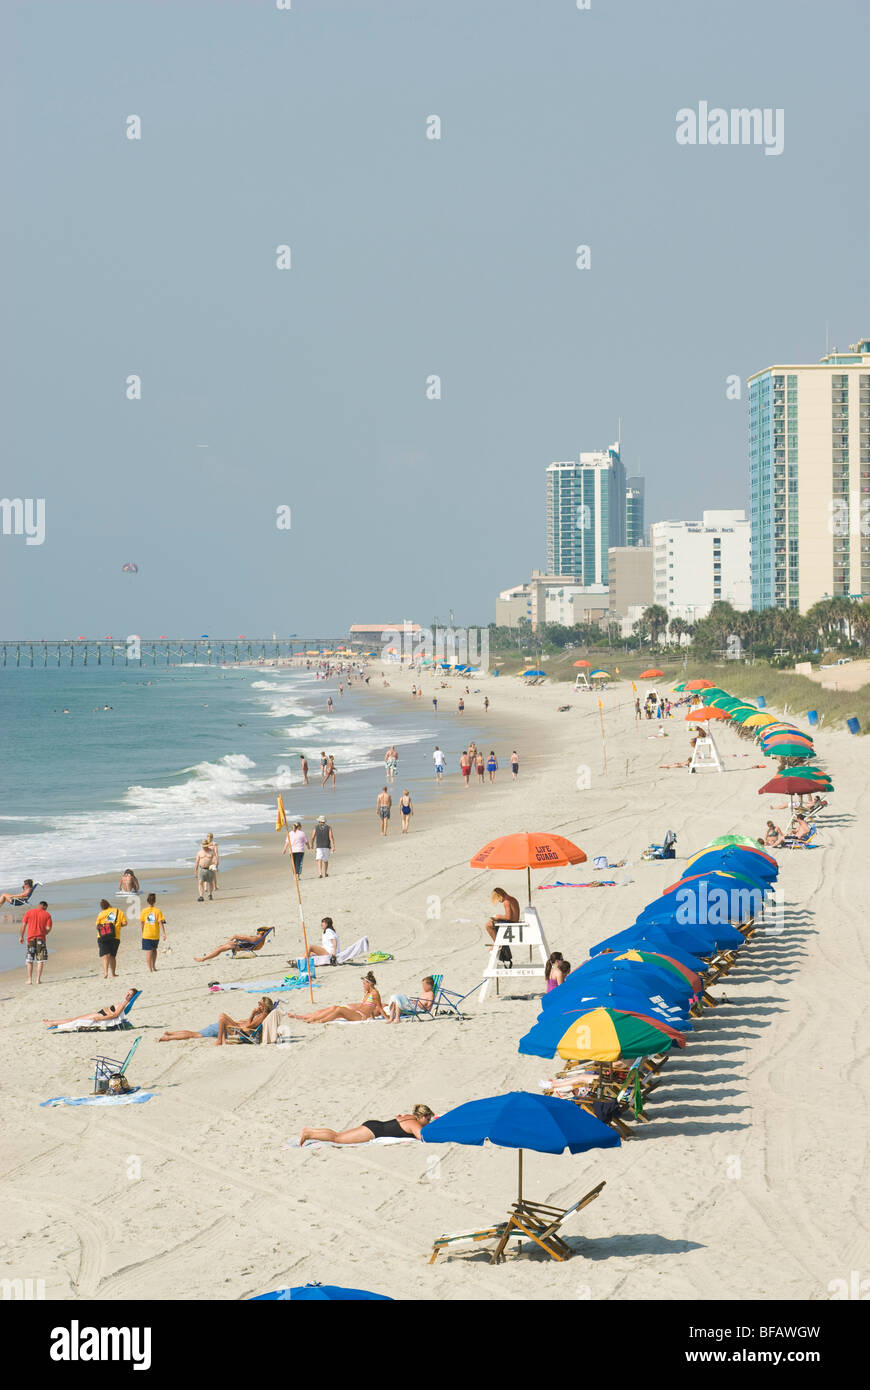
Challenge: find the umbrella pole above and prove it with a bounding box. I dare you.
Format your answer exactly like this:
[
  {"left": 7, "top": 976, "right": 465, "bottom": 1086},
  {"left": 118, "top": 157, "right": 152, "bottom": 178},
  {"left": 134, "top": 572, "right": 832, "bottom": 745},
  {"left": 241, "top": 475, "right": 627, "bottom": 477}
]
[
  {"left": 527, "top": 866, "right": 531, "bottom": 906},
  {"left": 517, "top": 1148, "right": 523, "bottom": 1206}
]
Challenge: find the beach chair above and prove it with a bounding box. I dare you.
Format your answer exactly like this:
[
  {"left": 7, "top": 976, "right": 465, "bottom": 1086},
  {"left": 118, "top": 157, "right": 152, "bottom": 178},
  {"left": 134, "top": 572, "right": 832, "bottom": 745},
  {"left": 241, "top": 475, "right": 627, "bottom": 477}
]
[
  {"left": 91, "top": 1036, "right": 141, "bottom": 1095},
  {"left": 431, "top": 978, "right": 483, "bottom": 1018},
  {"left": 228, "top": 928, "right": 276, "bottom": 958},
  {"left": 225, "top": 1002, "right": 279, "bottom": 1044},
  {"left": 429, "top": 1181, "right": 606, "bottom": 1265},
  {"left": 48, "top": 989, "right": 142, "bottom": 1034},
  {"left": 782, "top": 824, "right": 818, "bottom": 849}
]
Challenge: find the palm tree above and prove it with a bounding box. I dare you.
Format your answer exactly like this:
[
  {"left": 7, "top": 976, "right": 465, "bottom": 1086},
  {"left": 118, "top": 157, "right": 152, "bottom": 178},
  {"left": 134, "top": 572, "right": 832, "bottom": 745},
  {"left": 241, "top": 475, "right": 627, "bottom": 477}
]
[
  {"left": 642, "top": 604, "right": 670, "bottom": 646},
  {"left": 669, "top": 616, "right": 688, "bottom": 648}
]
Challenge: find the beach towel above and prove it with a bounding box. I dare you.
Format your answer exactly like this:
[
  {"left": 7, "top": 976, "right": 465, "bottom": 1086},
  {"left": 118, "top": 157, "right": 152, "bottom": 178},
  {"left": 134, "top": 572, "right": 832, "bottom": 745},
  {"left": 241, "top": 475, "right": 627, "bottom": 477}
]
[
  {"left": 537, "top": 881, "right": 617, "bottom": 889},
  {"left": 261, "top": 1007, "right": 290, "bottom": 1045},
  {"left": 47, "top": 1017, "right": 134, "bottom": 1033},
  {"left": 209, "top": 977, "right": 320, "bottom": 994},
  {"left": 282, "top": 1136, "right": 415, "bottom": 1150},
  {"left": 40, "top": 1091, "right": 157, "bottom": 1107}
]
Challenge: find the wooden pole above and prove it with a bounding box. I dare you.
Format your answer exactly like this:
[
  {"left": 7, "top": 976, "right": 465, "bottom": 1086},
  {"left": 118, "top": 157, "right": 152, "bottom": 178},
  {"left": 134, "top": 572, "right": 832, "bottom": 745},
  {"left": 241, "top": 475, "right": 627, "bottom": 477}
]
[{"left": 598, "top": 698, "right": 607, "bottom": 774}]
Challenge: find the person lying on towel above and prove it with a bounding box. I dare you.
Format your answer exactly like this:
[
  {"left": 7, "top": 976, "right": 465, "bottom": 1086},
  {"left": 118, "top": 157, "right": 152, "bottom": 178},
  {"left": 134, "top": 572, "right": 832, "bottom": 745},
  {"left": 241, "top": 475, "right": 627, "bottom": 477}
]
[
  {"left": 298, "top": 1104, "right": 434, "bottom": 1146},
  {"left": 289, "top": 971, "right": 387, "bottom": 1023},
  {"left": 44, "top": 988, "right": 137, "bottom": 1029}
]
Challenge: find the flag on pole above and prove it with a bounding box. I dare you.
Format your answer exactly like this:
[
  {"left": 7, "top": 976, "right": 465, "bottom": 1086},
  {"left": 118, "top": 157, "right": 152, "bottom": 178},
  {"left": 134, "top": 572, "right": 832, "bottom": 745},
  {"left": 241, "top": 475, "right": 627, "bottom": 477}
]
[{"left": 276, "top": 795, "right": 288, "bottom": 832}]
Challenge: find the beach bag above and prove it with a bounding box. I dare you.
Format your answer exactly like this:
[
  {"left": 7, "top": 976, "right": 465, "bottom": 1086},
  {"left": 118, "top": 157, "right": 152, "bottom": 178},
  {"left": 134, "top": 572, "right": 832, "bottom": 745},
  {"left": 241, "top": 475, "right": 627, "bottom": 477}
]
[{"left": 97, "top": 913, "right": 117, "bottom": 937}]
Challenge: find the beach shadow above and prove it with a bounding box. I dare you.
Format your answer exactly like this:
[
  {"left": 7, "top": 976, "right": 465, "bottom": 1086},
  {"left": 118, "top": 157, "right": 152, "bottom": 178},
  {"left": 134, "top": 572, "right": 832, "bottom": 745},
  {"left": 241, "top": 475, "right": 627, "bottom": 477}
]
[
  {"left": 654, "top": 1084, "right": 746, "bottom": 1101},
  {"left": 654, "top": 1102, "right": 748, "bottom": 1119},
  {"left": 639, "top": 1118, "right": 750, "bottom": 1137},
  {"left": 577, "top": 1233, "right": 704, "bottom": 1261}
]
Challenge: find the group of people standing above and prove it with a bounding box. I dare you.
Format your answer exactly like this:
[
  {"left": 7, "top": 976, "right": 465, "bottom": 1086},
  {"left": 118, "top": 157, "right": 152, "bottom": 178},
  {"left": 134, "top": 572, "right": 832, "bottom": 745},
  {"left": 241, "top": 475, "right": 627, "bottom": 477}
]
[{"left": 96, "top": 870, "right": 168, "bottom": 979}]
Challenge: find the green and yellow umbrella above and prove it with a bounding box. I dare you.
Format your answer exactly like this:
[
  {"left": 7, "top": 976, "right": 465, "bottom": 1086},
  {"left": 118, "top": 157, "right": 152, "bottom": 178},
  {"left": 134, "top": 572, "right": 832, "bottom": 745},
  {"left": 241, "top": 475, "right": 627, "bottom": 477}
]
[{"left": 525, "top": 1005, "right": 686, "bottom": 1064}]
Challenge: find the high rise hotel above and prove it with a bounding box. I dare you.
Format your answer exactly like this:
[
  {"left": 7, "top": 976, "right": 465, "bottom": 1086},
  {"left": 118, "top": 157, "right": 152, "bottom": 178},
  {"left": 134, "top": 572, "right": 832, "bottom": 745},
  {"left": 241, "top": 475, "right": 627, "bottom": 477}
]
[
  {"left": 546, "top": 445, "right": 638, "bottom": 586},
  {"left": 749, "top": 337, "right": 870, "bottom": 611}
]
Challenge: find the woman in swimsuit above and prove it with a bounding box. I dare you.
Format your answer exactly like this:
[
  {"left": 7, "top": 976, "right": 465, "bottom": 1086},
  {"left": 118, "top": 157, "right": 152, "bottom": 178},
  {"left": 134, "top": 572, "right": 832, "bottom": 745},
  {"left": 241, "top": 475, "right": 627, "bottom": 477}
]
[
  {"left": 158, "top": 997, "right": 275, "bottom": 1045},
  {"left": 487, "top": 751, "right": 498, "bottom": 783},
  {"left": 288, "top": 971, "right": 388, "bottom": 1023},
  {"left": 298, "top": 1104, "right": 434, "bottom": 1146},
  {"left": 399, "top": 789, "right": 413, "bottom": 833},
  {"left": 44, "top": 988, "right": 137, "bottom": 1028}
]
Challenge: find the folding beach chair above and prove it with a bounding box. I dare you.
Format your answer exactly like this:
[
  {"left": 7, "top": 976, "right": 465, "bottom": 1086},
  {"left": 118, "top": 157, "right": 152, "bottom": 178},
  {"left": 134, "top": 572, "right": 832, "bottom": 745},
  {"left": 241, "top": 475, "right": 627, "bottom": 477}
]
[
  {"left": 48, "top": 988, "right": 143, "bottom": 1034},
  {"left": 225, "top": 1002, "right": 279, "bottom": 1044},
  {"left": 429, "top": 1180, "right": 606, "bottom": 1265},
  {"left": 228, "top": 927, "right": 276, "bottom": 958},
  {"left": 782, "top": 824, "right": 818, "bottom": 849},
  {"left": 431, "top": 978, "right": 484, "bottom": 1018},
  {"left": 91, "top": 1036, "right": 141, "bottom": 1095}
]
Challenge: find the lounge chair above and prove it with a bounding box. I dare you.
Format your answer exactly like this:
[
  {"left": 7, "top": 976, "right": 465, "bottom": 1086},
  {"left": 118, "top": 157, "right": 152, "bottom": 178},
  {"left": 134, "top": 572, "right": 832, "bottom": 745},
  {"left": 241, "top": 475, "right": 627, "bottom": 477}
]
[
  {"left": 429, "top": 1180, "right": 606, "bottom": 1264},
  {"left": 225, "top": 1002, "right": 279, "bottom": 1044},
  {"left": 91, "top": 1036, "right": 141, "bottom": 1094},
  {"left": 48, "top": 989, "right": 142, "bottom": 1033},
  {"left": 782, "top": 824, "right": 818, "bottom": 849},
  {"left": 228, "top": 928, "right": 276, "bottom": 958}
]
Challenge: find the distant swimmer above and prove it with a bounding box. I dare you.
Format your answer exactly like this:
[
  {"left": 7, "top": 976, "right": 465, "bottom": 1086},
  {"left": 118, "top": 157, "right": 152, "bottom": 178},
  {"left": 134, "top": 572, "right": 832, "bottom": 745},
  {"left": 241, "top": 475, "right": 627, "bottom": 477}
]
[
  {"left": 300, "top": 754, "right": 309, "bottom": 786},
  {"left": 326, "top": 696, "right": 334, "bottom": 713}
]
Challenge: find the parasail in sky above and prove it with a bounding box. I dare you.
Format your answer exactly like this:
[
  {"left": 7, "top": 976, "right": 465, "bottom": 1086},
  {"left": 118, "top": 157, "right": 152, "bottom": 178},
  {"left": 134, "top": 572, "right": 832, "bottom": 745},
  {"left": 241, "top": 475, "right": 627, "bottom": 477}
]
[{"left": 121, "top": 562, "right": 138, "bottom": 573}]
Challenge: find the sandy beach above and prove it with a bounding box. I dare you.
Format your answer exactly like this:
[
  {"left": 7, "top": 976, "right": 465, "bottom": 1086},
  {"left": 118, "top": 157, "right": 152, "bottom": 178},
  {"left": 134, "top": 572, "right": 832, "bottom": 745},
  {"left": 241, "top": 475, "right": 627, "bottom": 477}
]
[{"left": 1, "top": 670, "right": 866, "bottom": 1302}]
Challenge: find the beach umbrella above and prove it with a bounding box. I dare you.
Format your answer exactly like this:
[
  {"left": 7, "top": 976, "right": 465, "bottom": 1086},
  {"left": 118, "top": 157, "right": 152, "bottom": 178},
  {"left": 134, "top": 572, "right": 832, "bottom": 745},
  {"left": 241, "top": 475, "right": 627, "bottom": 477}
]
[
  {"left": 252, "top": 1283, "right": 392, "bottom": 1301},
  {"left": 684, "top": 844, "right": 778, "bottom": 878},
  {"left": 471, "top": 831, "right": 586, "bottom": 904},
  {"left": 640, "top": 668, "right": 664, "bottom": 678},
  {"left": 541, "top": 985, "right": 692, "bottom": 1027},
  {"left": 521, "top": 668, "right": 546, "bottom": 677},
  {"left": 684, "top": 678, "right": 715, "bottom": 691},
  {"left": 759, "top": 775, "right": 834, "bottom": 809},
  {"left": 421, "top": 1091, "right": 620, "bottom": 1219},
  {"left": 518, "top": 1005, "right": 686, "bottom": 1063},
  {"left": 672, "top": 680, "right": 687, "bottom": 692},
  {"left": 541, "top": 958, "right": 695, "bottom": 1013},
  {"left": 590, "top": 669, "right": 610, "bottom": 679},
  {"left": 727, "top": 706, "right": 764, "bottom": 724},
  {"left": 705, "top": 834, "right": 766, "bottom": 851},
  {"left": 637, "top": 889, "right": 755, "bottom": 940},
  {"left": 574, "top": 659, "right": 591, "bottom": 667},
  {"left": 743, "top": 712, "right": 778, "bottom": 729},
  {"left": 684, "top": 706, "right": 732, "bottom": 721},
  {"left": 612, "top": 947, "right": 704, "bottom": 992},
  {"left": 762, "top": 745, "right": 817, "bottom": 762},
  {"left": 592, "top": 918, "right": 743, "bottom": 957}
]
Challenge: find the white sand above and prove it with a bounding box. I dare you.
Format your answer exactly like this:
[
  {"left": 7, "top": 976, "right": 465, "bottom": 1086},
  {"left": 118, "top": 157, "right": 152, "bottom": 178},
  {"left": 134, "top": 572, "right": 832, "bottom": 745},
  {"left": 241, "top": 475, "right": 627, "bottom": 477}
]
[{"left": 1, "top": 672, "right": 866, "bottom": 1301}]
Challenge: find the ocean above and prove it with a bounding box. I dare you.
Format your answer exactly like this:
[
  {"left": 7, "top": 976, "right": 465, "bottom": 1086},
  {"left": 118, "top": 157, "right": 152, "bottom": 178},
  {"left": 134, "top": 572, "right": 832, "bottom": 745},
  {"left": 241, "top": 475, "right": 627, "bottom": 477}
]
[{"left": 0, "top": 664, "right": 490, "bottom": 885}]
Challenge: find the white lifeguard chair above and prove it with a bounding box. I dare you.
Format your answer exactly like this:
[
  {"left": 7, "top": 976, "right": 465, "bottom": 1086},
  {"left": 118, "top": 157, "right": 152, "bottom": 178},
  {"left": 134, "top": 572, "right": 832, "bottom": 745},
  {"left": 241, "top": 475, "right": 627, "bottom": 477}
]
[
  {"left": 689, "top": 731, "right": 723, "bottom": 773},
  {"left": 479, "top": 906, "right": 551, "bottom": 1002}
]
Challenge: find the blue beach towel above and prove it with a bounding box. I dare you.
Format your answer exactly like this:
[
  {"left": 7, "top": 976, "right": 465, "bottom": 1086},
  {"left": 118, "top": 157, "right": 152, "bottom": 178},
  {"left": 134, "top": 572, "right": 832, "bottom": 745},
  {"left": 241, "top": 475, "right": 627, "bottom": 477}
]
[{"left": 40, "top": 1092, "right": 157, "bottom": 1108}]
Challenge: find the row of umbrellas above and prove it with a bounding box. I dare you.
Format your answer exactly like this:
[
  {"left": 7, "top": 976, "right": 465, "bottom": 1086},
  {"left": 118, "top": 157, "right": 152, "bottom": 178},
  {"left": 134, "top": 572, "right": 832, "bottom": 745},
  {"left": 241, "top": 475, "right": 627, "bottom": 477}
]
[{"left": 676, "top": 677, "right": 834, "bottom": 802}]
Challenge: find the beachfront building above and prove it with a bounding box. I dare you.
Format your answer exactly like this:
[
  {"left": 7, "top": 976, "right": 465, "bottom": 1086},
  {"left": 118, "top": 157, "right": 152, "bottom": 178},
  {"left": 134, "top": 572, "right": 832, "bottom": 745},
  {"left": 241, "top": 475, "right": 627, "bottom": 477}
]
[
  {"left": 749, "top": 337, "right": 870, "bottom": 611},
  {"left": 546, "top": 444, "right": 626, "bottom": 586},
  {"left": 495, "top": 583, "right": 532, "bottom": 627},
  {"left": 528, "top": 571, "right": 608, "bottom": 629},
  {"left": 650, "top": 511, "right": 751, "bottom": 624},
  {"left": 625, "top": 476, "right": 646, "bottom": 548},
  {"left": 608, "top": 545, "right": 654, "bottom": 623}
]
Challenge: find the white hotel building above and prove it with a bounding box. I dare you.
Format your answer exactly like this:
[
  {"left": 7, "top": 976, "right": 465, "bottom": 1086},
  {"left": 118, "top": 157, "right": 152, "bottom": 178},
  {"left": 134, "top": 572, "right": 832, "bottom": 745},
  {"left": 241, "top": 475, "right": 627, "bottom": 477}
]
[{"left": 651, "top": 511, "right": 751, "bottom": 624}]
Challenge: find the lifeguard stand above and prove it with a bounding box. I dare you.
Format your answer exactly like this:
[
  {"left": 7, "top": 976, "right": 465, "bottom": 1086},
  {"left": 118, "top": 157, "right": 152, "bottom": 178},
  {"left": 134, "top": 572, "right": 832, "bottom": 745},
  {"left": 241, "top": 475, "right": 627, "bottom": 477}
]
[
  {"left": 689, "top": 731, "right": 723, "bottom": 773},
  {"left": 480, "top": 907, "right": 551, "bottom": 1002}
]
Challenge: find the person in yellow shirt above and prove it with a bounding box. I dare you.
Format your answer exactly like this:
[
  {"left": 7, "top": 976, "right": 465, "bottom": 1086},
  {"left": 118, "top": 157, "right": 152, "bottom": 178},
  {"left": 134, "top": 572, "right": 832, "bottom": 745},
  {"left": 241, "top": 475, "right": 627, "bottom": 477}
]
[
  {"left": 140, "top": 892, "right": 167, "bottom": 973},
  {"left": 95, "top": 898, "right": 126, "bottom": 979}
]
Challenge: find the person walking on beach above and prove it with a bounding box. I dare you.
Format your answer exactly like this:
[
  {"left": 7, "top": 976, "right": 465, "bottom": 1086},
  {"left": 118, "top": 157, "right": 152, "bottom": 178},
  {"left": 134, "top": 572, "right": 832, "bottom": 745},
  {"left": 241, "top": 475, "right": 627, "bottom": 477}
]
[
  {"left": 320, "top": 751, "right": 328, "bottom": 783},
  {"left": 140, "top": 893, "right": 167, "bottom": 973},
  {"left": 377, "top": 786, "right": 392, "bottom": 835},
  {"left": 484, "top": 695, "right": 489, "bottom": 713},
  {"left": 195, "top": 839, "right": 218, "bottom": 902},
  {"left": 400, "top": 788, "right": 413, "bottom": 832},
  {"left": 96, "top": 899, "right": 126, "bottom": 979},
  {"left": 20, "top": 899, "right": 52, "bottom": 984},
  {"left": 204, "top": 833, "right": 220, "bottom": 891},
  {"left": 311, "top": 815, "right": 335, "bottom": 877},
  {"left": 323, "top": 754, "right": 336, "bottom": 788},
  {"left": 458, "top": 697, "right": 465, "bottom": 714},
  {"left": 300, "top": 754, "right": 309, "bottom": 786},
  {"left": 432, "top": 696, "right": 438, "bottom": 713},
  {"left": 284, "top": 821, "right": 307, "bottom": 877},
  {"left": 475, "top": 750, "right": 485, "bottom": 783},
  {"left": 510, "top": 750, "right": 519, "bottom": 780},
  {"left": 433, "top": 745, "right": 445, "bottom": 781},
  {"left": 326, "top": 695, "right": 334, "bottom": 713},
  {"left": 487, "top": 750, "right": 498, "bottom": 783},
  {"left": 460, "top": 750, "right": 471, "bottom": 786},
  {"left": 385, "top": 745, "right": 399, "bottom": 780}
]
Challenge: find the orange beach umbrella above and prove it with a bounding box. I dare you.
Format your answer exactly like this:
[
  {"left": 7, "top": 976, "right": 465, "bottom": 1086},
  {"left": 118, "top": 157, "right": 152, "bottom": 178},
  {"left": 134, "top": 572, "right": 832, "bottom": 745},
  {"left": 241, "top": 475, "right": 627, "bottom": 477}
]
[
  {"left": 573, "top": 660, "right": 591, "bottom": 667},
  {"left": 471, "top": 831, "right": 587, "bottom": 904},
  {"left": 684, "top": 706, "right": 731, "bottom": 721},
  {"left": 640, "top": 669, "right": 664, "bottom": 679},
  {"left": 684, "top": 678, "right": 714, "bottom": 691}
]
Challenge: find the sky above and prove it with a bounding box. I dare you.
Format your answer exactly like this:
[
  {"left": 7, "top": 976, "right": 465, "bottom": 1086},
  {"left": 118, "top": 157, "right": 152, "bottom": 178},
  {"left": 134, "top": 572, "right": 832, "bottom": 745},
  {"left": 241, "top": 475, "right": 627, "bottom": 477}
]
[{"left": 1, "top": 0, "right": 868, "bottom": 637}]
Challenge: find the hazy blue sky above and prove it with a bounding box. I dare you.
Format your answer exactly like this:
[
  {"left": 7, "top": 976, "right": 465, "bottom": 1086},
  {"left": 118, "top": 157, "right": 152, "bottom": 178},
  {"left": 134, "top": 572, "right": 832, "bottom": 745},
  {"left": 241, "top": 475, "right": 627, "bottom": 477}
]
[{"left": 2, "top": 0, "right": 868, "bottom": 637}]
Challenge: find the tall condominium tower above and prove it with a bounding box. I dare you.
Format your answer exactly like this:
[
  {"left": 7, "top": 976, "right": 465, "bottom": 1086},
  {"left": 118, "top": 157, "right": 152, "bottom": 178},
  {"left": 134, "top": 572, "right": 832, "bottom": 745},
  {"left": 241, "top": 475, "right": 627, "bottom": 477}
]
[
  {"left": 626, "top": 475, "right": 646, "bottom": 547},
  {"left": 749, "top": 336, "right": 870, "bottom": 611},
  {"left": 545, "top": 444, "right": 626, "bottom": 585}
]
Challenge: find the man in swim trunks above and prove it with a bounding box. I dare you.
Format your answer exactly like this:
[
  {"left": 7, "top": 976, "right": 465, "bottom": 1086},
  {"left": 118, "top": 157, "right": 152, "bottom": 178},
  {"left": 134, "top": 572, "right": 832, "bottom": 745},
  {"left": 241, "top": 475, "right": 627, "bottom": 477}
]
[
  {"left": 20, "top": 900, "right": 52, "bottom": 983},
  {"left": 433, "top": 746, "right": 445, "bottom": 780},
  {"left": 298, "top": 1104, "right": 434, "bottom": 1146},
  {"left": 195, "top": 839, "right": 218, "bottom": 901},
  {"left": 384, "top": 745, "right": 399, "bottom": 779},
  {"left": 377, "top": 786, "right": 392, "bottom": 835}
]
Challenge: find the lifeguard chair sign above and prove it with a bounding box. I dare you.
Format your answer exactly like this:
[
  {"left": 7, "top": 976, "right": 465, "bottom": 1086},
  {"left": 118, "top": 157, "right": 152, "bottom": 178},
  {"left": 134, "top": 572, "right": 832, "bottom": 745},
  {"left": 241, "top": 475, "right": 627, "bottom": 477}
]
[{"left": 480, "top": 907, "right": 551, "bottom": 1002}]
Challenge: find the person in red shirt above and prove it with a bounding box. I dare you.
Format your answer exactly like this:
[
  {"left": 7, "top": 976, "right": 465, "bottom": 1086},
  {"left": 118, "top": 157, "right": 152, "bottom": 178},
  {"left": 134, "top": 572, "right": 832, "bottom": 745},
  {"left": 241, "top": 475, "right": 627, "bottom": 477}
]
[{"left": 20, "top": 900, "right": 52, "bottom": 984}]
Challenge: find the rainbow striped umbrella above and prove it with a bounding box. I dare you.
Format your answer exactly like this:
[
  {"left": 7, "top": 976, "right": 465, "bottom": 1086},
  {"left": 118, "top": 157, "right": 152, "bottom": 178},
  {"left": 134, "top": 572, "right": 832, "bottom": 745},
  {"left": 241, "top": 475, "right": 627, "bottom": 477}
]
[{"left": 518, "top": 1005, "right": 686, "bottom": 1062}]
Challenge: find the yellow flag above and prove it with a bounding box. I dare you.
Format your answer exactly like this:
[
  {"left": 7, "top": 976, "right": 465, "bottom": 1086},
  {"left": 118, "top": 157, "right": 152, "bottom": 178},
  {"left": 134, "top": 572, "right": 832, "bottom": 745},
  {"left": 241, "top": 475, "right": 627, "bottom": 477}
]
[
  {"left": 276, "top": 795, "right": 288, "bottom": 832},
  {"left": 631, "top": 681, "right": 637, "bottom": 693}
]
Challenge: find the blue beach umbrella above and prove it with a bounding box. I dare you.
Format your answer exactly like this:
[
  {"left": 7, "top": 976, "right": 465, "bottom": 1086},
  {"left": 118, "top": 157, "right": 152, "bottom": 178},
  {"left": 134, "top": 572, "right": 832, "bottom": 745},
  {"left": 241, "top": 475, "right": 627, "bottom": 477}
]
[
  {"left": 630, "top": 904, "right": 749, "bottom": 949},
  {"left": 682, "top": 848, "right": 778, "bottom": 884},
  {"left": 591, "top": 921, "right": 743, "bottom": 958},
  {"left": 521, "top": 668, "right": 546, "bottom": 677},
  {"left": 541, "top": 986, "right": 692, "bottom": 1026},
  {"left": 252, "top": 1283, "right": 392, "bottom": 1301},
  {"left": 540, "top": 958, "right": 694, "bottom": 1012}
]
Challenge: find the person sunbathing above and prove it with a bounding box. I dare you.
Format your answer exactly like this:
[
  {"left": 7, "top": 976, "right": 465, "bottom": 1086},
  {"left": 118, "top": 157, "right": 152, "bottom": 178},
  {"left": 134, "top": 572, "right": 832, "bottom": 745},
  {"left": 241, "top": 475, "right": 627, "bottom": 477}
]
[
  {"left": 44, "top": 988, "right": 137, "bottom": 1028},
  {"left": 289, "top": 971, "right": 387, "bottom": 1023},
  {"left": 194, "top": 927, "right": 271, "bottom": 962},
  {"left": 299, "top": 1103, "right": 435, "bottom": 1145},
  {"left": 785, "top": 815, "right": 812, "bottom": 844},
  {"left": 763, "top": 820, "right": 785, "bottom": 848},
  {"left": 158, "top": 996, "right": 275, "bottom": 1045},
  {"left": 387, "top": 975, "right": 436, "bottom": 1023}
]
